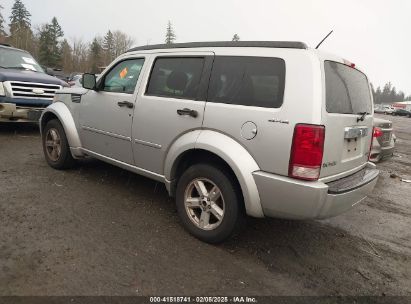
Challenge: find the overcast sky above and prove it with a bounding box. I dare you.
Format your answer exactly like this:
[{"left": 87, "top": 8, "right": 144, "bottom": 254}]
[{"left": 1, "top": 0, "right": 410, "bottom": 95}]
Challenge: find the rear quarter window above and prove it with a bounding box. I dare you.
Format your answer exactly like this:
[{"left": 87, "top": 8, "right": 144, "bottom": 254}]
[
  {"left": 207, "top": 56, "right": 286, "bottom": 108},
  {"left": 325, "top": 61, "right": 372, "bottom": 114}
]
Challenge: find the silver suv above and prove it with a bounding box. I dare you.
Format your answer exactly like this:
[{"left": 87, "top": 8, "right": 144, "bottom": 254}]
[{"left": 40, "top": 41, "right": 379, "bottom": 243}]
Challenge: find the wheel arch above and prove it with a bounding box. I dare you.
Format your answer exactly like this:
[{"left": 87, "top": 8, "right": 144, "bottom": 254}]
[
  {"left": 165, "top": 130, "right": 264, "bottom": 218},
  {"left": 40, "top": 102, "right": 84, "bottom": 158}
]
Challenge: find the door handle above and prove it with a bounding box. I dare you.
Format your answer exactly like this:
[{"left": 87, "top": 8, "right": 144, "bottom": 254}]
[
  {"left": 117, "top": 101, "right": 134, "bottom": 109},
  {"left": 177, "top": 108, "right": 198, "bottom": 118}
]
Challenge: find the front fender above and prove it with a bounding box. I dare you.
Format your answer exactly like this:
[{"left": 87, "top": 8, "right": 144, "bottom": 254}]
[
  {"left": 165, "top": 130, "right": 264, "bottom": 218},
  {"left": 40, "top": 102, "right": 84, "bottom": 158}
]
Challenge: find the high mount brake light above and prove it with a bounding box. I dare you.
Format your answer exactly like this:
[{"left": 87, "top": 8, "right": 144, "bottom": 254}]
[
  {"left": 343, "top": 59, "right": 356, "bottom": 68},
  {"left": 289, "top": 124, "right": 325, "bottom": 181}
]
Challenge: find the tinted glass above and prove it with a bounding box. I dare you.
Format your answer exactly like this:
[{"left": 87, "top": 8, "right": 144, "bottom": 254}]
[
  {"left": 207, "top": 56, "right": 286, "bottom": 108},
  {"left": 146, "top": 57, "right": 205, "bottom": 99},
  {"left": 325, "top": 61, "right": 372, "bottom": 114},
  {"left": 102, "top": 59, "right": 145, "bottom": 94}
]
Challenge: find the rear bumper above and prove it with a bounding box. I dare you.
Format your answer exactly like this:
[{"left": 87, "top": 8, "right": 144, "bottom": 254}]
[
  {"left": 370, "top": 138, "right": 395, "bottom": 163},
  {"left": 253, "top": 163, "right": 379, "bottom": 220}
]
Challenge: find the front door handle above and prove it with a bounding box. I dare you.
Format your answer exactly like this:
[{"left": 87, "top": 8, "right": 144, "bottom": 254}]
[
  {"left": 117, "top": 101, "right": 134, "bottom": 109},
  {"left": 177, "top": 108, "right": 198, "bottom": 118}
]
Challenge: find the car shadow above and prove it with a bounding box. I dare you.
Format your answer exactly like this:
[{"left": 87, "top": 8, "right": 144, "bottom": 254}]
[
  {"left": 70, "top": 158, "right": 392, "bottom": 295},
  {"left": 0, "top": 122, "right": 39, "bottom": 135}
]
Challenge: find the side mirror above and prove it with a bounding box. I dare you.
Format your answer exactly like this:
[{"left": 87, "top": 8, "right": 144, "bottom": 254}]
[{"left": 82, "top": 73, "right": 97, "bottom": 90}]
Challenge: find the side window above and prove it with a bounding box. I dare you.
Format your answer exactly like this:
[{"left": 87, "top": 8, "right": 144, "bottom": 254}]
[
  {"left": 102, "top": 58, "right": 145, "bottom": 94},
  {"left": 146, "top": 57, "right": 205, "bottom": 100},
  {"left": 208, "top": 56, "right": 286, "bottom": 108}
]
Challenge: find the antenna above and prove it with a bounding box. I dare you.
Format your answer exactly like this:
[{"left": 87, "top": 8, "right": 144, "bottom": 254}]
[{"left": 315, "top": 30, "right": 334, "bottom": 49}]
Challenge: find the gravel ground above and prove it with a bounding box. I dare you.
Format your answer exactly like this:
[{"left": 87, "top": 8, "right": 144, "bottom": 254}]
[{"left": 0, "top": 114, "right": 410, "bottom": 296}]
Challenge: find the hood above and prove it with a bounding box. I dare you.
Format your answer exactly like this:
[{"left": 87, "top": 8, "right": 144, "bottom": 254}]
[
  {"left": 58, "top": 87, "right": 89, "bottom": 95},
  {"left": 0, "top": 68, "right": 67, "bottom": 86}
]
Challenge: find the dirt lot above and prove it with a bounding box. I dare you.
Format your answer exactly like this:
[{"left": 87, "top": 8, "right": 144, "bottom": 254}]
[{"left": 0, "top": 114, "right": 410, "bottom": 296}]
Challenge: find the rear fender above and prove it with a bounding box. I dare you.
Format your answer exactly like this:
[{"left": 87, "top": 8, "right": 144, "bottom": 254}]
[{"left": 165, "top": 130, "right": 264, "bottom": 218}]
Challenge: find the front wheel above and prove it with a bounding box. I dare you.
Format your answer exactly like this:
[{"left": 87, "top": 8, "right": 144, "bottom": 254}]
[
  {"left": 176, "top": 164, "right": 244, "bottom": 243},
  {"left": 42, "top": 119, "right": 75, "bottom": 170}
]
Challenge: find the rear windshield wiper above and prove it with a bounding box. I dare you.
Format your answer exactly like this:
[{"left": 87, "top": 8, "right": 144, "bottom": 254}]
[{"left": 357, "top": 112, "right": 369, "bottom": 122}]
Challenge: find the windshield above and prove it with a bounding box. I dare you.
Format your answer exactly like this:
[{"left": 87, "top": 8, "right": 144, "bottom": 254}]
[
  {"left": 325, "top": 61, "right": 372, "bottom": 114},
  {"left": 0, "top": 48, "right": 44, "bottom": 73}
]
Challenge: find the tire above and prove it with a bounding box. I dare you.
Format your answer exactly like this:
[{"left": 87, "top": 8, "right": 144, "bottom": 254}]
[
  {"left": 42, "top": 119, "right": 75, "bottom": 170},
  {"left": 176, "top": 163, "right": 244, "bottom": 243}
]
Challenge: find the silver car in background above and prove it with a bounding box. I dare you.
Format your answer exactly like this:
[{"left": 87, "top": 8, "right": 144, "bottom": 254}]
[
  {"left": 39, "top": 41, "right": 379, "bottom": 243},
  {"left": 370, "top": 117, "right": 396, "bottom": 162}
]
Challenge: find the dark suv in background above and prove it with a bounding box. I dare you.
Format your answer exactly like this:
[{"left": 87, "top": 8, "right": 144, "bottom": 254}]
[{"left": 0, "top": 44, "right": 67, "bottom": 122}]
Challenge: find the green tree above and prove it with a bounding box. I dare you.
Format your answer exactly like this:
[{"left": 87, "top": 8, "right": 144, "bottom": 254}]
[
  {"left": 38, "top": 17, "right": 64, "bottom": 68},
  {"left": 381, "top": 82, "right": 392, "bottom": 104},
  {"left": 165, "top": 21, "right": 176, "bottom": 44},
  {"left": 0, "top": 4, "right": 6, "bottom": 40},
  {"left": 232, "top": 34, "right": 240, "bottom": 42},
  {"left": 374, "top": 86, "right": 382, "bottom": 104},
  {"left": 8, "top": 0, "right": 33, "bottom": 50},
  {"left": 60, "top": 39, "right": 73, "bottom": 72},
  {"left": 103, "top": 30, "right": 115, "bottom": 64},
  {"left": 373, "top": 82, "right": 408, "bottom": 104},
  {"left": 89, "top": 37, "right": 103, "bottom": 73}
]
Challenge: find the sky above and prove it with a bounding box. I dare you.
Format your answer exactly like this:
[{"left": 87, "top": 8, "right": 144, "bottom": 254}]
[{"left": 1, "top": 0, "right": 410, "bottom": 95}]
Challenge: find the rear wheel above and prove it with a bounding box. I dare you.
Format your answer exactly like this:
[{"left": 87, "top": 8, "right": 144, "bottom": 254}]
[
  {"left": 42, "top": 119, "right": 75, "bottom": 170},
  {"left": 176, "top": 164, "right": 244, "bottom": 243}
]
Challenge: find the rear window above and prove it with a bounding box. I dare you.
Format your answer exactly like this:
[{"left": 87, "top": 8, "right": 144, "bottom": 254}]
[
  {"left": 325, "top": 61, "right": 372, "bottom": 114},
  {"left": 207, "top": 56, "right": 285, "bottom": 108}
]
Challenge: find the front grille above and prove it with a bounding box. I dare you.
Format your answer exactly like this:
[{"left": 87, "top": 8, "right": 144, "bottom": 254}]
[{"left": 10, "top": 81, "right": 62, "bottom": 101}]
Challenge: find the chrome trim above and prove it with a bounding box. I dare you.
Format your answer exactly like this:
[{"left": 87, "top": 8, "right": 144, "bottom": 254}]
[
  {"left": 134, "top": 138, "right": 162, "bottom": 149},
  {"left": 344, "top": 126, "right": 369, "bottom": 139},
  {"left": 319, "top": 162, "right": 368, "bottom": 184},
  {"left": 6, "top": 81, "right": 62, "bottom": 100},
  {"left": 81, "top": 125, "right": 131, "bottom": 142}
]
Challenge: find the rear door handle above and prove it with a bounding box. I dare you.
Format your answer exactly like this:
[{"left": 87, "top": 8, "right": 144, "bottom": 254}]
[
  {"left": 177, "top": 108, "right": 198, "bottom": 118},
  {"left": 117, "top": 101, "right": 134, "bottom": 109}
]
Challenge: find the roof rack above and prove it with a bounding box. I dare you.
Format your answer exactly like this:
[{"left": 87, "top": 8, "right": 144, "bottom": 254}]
[{"left": 128, "top": 41, "right": 308, "bottom": 52}]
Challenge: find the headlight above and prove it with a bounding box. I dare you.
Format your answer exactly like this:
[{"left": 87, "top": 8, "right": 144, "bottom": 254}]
[{"left": 0, "top": 82, "right": 5, "bottom": 97}]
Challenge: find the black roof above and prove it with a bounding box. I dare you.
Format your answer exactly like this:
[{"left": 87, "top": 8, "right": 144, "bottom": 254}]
[{"left": 128, "top": 41, "right": 308, "bottom": 52}]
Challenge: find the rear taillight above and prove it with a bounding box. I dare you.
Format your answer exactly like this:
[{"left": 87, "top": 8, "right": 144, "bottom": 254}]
[
  {"left": 369, "top": 127, "right": 383, "bottom": 160},
  {"left": 289, "top": 124, "right": 325, "bottom": 181},
  {"left": 373, "top": 127, "right": 383, "bottom": 138}
]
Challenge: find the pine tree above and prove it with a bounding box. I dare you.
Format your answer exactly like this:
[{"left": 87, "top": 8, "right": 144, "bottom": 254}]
[
  {"left": 165, "top": 21, "right": 176, "bottom": 44},
  {"left": 375, "top": 86, "right": 382, "bottom": 104},
  {"left": 60, "top": 39, "right": 73, "bottom": 72},
  {"left": 8, "top": 0, "right": 33, "bottom": 50},
  {"left": 38, "top": 17, "right": 64, "bottom": 68},
  {"left": 103, "top": 30, "right": 115, "bottom": 64},
  {"left": 0, "top": 4, "right": 6, "bottom": 39},
  {"left": 232, "top": 34, "right": 240, "bottom": 42},
  {"left": 89, "top": 37, "right": 102, "bottom": 73}
]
